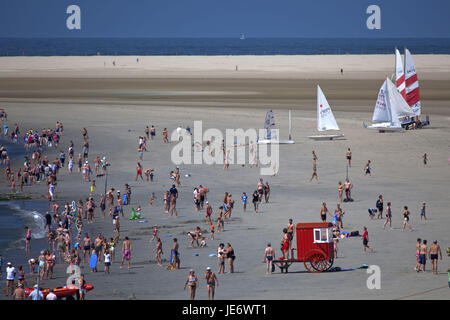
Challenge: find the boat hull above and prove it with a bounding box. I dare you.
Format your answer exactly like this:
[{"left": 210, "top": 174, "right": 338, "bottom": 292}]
[{"left": 307, "top": 134, "right": 344, "bottom": 140}]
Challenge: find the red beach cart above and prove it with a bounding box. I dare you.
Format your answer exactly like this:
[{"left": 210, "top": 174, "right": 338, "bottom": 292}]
[{"left": 272, "top": 222, "right": 335, "bottom": 273}]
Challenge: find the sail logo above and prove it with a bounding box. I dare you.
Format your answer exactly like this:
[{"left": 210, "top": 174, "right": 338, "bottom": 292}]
[
  {"left": 320, "top": 105, "right": 331, "bottom": 117},
  {"left": 170, "top": 121, "right": 279, "bottom": 175}
]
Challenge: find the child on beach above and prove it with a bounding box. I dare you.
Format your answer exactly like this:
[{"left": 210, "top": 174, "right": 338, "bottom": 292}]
[
  {"left": 104, "top": 250, "right": 111, "bottom": 274},
  {"left": 210, "top": 224, "right": 215, "bottom": 240},
  {"left": 241, "top": 192, "right": 248, "bottom": 212},
  {"left": 149, "top": 192, "right": 155, "bottom": 206},
  {"left": 150, "top": 225, "right": 158, "bottom": 242}
]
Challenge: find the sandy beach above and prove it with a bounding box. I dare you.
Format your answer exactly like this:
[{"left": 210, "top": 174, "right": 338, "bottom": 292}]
[{"left": 0, "top": 55, "right": 449, "bottom": 300}]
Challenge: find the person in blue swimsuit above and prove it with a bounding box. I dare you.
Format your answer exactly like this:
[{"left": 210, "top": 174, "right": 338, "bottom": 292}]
[{"left": 241, "top": 192, "right": 248, "bottom": 212}]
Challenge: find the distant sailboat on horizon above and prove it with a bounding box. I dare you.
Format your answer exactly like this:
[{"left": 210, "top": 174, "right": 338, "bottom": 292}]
[{"left": 240, "top": 33, "right": 245, "bottom": 40}]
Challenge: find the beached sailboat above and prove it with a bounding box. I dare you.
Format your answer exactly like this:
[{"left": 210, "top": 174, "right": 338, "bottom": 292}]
[
  {"left": 395, "top": 48, "right": 407, "bottom": 100},
  {"left": 257, "top": 110, "right": 295, "bottom": 144},
  {"left": 363, "top": 78, "right": 415, "bottom": 132},
  {"left": 404, "top": 48, "right": 421, "bottom": 116},
  {"left": 308, "top": 85, "right": 344, "bottom": 140}
]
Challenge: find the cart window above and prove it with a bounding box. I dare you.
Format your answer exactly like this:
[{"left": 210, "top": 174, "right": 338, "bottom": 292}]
[{"left": 313, "top": 228, "right": 331, "bottom": 243}]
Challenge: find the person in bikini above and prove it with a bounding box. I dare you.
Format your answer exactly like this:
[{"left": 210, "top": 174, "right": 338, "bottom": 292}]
[
  {"left": 184, "top": 269, "right": 199, "bottom": 300},
  {"left": 281, "top": 228, "right": 290, "bottom": 260},
  {"left": 337, "top": 181, "right": 344, "bottom": 203}
]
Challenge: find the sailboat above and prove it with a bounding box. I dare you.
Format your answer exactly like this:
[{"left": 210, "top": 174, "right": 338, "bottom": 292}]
[
  {"left": 395, "top": 48, "right": 407, "bottom": 100},
  {"left": 308, "top": 85, "right": 344, "bottom": 140},
  {"left": 363, "top": 78, "right": 415, "bottom": 132},
  {"left": 257, "top": 110, "right": 295, "bottom": 144},
  {"left": 404, "top": 48, "right": 421, "bottom": 116},
  {"left": 240, "top": 33, "right": 245, "bottom": 40}
]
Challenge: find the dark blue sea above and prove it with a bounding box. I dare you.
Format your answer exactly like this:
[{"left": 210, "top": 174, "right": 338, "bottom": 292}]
[{"left": 0, "top": 38, "right": 450, "bottom": 56}]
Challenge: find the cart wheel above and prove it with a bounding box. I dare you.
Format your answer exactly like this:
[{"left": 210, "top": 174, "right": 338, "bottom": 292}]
[
  {"left": 303, "top": 249, "right": 328, "bottom": 273},
  {"left": 325, "top": 258, "right": 334, "bottom": 271}
]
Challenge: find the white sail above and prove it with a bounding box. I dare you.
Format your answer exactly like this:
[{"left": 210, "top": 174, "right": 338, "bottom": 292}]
[
  {"left": 386, "top": 78, "right": 415, "bottom": 126},
  {"left": 395, "top": 48, "right": 407, "bottom": 100},
  {"left": 404, "top": 48, "right": 421, "bottom": 116},
  {"left": 317, "top": 85, "right": 340, "bottom": 131},
  {"left": 264, "top": 110, "right": 277, "bottom": 139},
  {"left": 372, "top": 80, "right": 391, "bottom": 123}
]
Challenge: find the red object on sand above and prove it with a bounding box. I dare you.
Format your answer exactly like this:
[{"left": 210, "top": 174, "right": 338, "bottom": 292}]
[
  {"left": 24, "top": 284, "right": 94, "bottom": 298},
  {"left": 268, "top": 222, "right": 335, "bottom": 273}
]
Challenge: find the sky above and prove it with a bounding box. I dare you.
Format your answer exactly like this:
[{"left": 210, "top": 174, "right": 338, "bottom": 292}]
[{"left": 0, "top": 0, "right": 449, "bottom": 38}]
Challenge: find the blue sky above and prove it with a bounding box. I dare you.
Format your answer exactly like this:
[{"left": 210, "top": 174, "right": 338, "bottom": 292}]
[{"left": 0, "top": 0, "right": 449, "bottom": 38}]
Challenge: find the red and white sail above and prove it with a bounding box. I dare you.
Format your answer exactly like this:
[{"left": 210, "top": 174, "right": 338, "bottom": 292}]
[
  {"left": 395, "top": 48, "right": 406, "bottom": 100},
  {"left": 404, "top": 48, "right": 421, "bottom": 116}
]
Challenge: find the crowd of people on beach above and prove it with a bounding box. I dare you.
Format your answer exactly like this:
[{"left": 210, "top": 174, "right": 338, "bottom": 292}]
[{"left": 0, "top": 110, "right": 447, "bottom": 301}]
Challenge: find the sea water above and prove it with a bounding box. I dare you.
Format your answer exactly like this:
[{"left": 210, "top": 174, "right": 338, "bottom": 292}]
[{"left": 1, "top": 38, "right": 450, "bottom": 56}]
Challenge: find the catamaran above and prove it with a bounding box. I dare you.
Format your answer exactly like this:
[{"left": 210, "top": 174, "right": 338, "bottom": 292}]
[
  {"left": 308, "top": 85, "right": 344, "bottom": 140},
  {"left": 396, "top": 48, "right": 429, "bottom": 128},
  {"left": 257, "top": 110, "right": 295, "bottom": 144},
  {"left": 404, "top": 48, "right": 421, "bottom": 116},
  {"left": 363, "top": 78, "right": 415, "bottom": 131}
]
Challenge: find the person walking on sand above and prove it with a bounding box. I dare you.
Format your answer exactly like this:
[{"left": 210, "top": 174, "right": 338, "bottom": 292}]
[
  {"left": 364, "top": 160, "right": 372, "bottom": 176},
  {"left": 135, "top": 162, "right": 143, "bottom": 181},
  {"left": 205, "top": 201, "right": 212, "bottom": 225},
  {"left": 241, "top": 192, "right": 248, "bottom": 212},
  {"left": 414, "top": 238, "right": 422, "bottom": 272},
  {"left": 252, "top": 190, "right": 259, "bottom": 213},
  {"left": 216, "top": 206, "right": 224, "bottom": 232},
  {"left": 264, "top": 243, "right": 275, "bottom": 274},
  {"left": 120, "top": 236, "right": 132, "bottom": 270},
  {"left": 401, "top": 206, "right": 413, "bottom": 231},
  {"left": 418, "top": 240, "right": 428, "bottom": 272},
  {"left": 346, "top": 148, "right": 352, "bottom": 167},
  {"left": 184, "top": 269, "right": 198, "bottom": 300},
  {"left": 25, "top": 226, "right": 31, "bottom": 258},
  {"left": 383, "top": 202, "right": 393, "bottom": 230},
  {"left": 204, "top": 267, "right": 219, "bottom": 300},
  {"left": 162, "top": 128, "right": 169, "bottom": 143},
  {"left": 429, "top": 240, "right": 442, "bottom": 275},
  {"left": 337, "top": 181, "right": 344, "bottom": 203},
  {"left": 153, "top": 238, "right": 163, "bottom": 267},
  {"left": 362, "top": 226, "right": 373, "bottom": 253},
  {"left": 264, "top": 182, "right": 271, "bottom": 203},
  {"left": 422, "top": 153, "right": 427, "bottom": 166},
  {"left": 420, "top": 202, "right": 427, "bottom": 221},
  {"left": 309, "top": 157, "right": 319, "bottom": 183}
]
